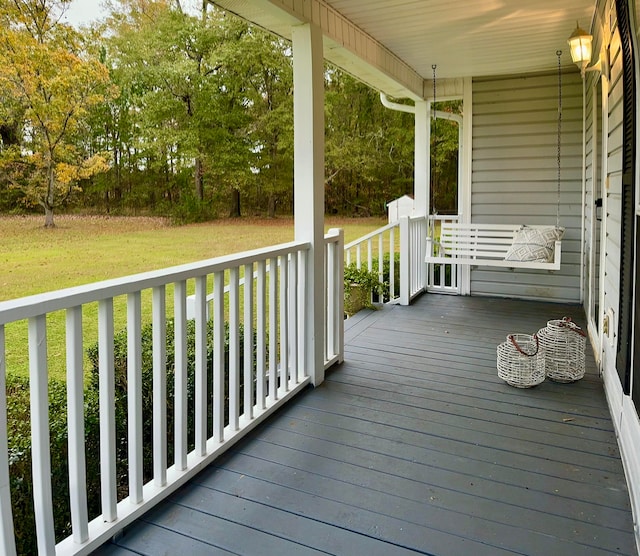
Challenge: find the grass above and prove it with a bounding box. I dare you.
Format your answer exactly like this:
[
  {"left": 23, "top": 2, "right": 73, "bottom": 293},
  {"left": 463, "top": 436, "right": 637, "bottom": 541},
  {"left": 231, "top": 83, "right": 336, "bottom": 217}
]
[{"left": 0, "top": 214, "right": 386, "bottom": 379}]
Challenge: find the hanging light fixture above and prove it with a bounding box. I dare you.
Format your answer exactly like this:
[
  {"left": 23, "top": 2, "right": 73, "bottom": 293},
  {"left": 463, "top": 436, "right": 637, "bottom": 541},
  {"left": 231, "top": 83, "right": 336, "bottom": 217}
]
[{"left": 567, "top": 22, "right": 593, "bottom": 70}]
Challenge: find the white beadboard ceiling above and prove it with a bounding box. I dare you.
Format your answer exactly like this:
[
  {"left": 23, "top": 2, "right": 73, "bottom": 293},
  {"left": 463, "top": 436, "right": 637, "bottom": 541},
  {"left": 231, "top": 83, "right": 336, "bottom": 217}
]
[{"left": 212, "top": 0, "right": 595, "bottom": 98}]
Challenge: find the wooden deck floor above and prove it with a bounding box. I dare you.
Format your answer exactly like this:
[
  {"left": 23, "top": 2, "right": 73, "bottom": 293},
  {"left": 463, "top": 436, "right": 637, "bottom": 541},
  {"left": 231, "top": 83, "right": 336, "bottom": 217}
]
[{"left": 96, "top": 294, "right": 636, "bottom": 556}]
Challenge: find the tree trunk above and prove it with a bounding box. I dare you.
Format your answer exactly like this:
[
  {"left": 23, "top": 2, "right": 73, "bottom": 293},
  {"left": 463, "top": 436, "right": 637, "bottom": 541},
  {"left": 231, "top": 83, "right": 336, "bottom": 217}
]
[
  {"left": 44, "top": 205, "right": 55, "bottom": 228},
  {"left": 229, "top": 188, "right": 241, "bottom": 217},
  {"left": 44, "top": 160, "right": 56, "bottom": 228},
  {"left": 195, "top": 157, "right": 204, "bottom": 201},
  {"left": 267, "top": 194, "right": 277, "bottom": 218}
]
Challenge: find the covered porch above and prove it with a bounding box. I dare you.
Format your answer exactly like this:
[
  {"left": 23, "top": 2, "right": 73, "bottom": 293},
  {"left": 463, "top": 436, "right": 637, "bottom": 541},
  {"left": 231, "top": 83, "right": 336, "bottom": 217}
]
[{"left": 96, "top": 294, "right": 635, "bottom": 556}]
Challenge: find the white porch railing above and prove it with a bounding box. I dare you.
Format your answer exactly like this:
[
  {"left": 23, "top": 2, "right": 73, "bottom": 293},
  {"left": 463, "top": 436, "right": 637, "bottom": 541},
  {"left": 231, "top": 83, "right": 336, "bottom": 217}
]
[
  {"left": 344, "top": 215, "right": 427, "bottom": 306},
  {"left": 324, "top": 228, "right": 344, "bottom": 368},
  {"left": 426, "top": 214, "right": 461, "bottom": 294},
  {"left": 0, "top": 234, "right": 344, "bottom": 556}
]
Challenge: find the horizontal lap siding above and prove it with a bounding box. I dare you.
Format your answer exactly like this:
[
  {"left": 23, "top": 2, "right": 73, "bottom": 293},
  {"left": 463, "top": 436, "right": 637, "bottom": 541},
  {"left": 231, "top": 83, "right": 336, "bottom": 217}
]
[{"left": 471, "top": 72, "right": 583, "bottom": 302}]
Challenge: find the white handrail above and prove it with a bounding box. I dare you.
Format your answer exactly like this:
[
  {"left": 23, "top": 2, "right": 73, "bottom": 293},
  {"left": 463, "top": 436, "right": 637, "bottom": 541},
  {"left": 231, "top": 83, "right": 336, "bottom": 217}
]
[{"left": 344, "top": 221, "right": 401, "bottom": 304}]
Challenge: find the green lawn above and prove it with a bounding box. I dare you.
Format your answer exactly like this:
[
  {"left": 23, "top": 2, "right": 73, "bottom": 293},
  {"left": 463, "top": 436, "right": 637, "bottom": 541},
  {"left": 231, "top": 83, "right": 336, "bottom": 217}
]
[{"left": 0, "top": 215, "right": 386, "bottom": 379}]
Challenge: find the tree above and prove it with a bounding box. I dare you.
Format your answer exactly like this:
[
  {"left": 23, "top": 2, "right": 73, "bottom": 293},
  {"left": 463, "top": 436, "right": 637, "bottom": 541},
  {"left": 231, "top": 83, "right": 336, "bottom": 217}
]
[
  {"left": 325, "top": 68, "right": 414, "bottom": 215},
  {"left": 103, "top": 1, "right": 256, "bottom": 220},
  {"left": 0, "top": 0, "right": 116, "bottom": 227}
]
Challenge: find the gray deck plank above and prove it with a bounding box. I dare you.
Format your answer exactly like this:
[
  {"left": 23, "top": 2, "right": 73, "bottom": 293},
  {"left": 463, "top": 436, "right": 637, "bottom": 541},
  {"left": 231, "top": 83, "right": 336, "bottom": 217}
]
[{"left": 97, "top": 294, "right": 636, "bottom": 556}]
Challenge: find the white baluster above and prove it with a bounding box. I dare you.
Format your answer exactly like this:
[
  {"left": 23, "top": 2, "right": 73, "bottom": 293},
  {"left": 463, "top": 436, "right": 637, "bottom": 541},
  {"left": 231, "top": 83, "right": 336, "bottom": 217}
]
[
  {"left": 127, "top": 292, "right": 143, "bottom": 503},
  {"left": 174, "top": 281, "right": 188, "bottom": 471},
  {"left": 152, "top": 286, "right": 167, "bottom": 487},
  {"left": 66, "top": 306, "right": 89, "bottom": 542}
]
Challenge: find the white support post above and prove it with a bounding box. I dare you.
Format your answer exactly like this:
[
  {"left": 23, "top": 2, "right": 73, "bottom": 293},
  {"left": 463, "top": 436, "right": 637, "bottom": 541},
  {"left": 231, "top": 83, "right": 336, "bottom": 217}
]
[
  {"left": 460, "top": 77, "right": 473, "bottom": 295},
  {"left": 292, "top": 23, "right": 325, "bottom": 387},
  {"left": 399, "top": 216, "right": 411, "bottom": 305},
  {"left": 414, "top": 100, "right": 430, "bottom": 218}
]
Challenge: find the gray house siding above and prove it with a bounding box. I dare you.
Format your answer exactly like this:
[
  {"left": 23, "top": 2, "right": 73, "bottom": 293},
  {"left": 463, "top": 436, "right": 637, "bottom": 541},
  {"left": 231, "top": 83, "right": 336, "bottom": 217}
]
[{"left": 470, "top": 72, "right": 583, "bottom": 302}]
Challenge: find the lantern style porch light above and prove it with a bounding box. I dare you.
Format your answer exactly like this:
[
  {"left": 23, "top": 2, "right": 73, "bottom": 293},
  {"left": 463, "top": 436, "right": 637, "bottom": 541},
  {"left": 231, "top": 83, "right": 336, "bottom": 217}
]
[
  {"left": 567, "top": 22, "right": 592, "bottom": 72},
  {"left": 568, "top": 22, "right": 608, "bottom": 78}
]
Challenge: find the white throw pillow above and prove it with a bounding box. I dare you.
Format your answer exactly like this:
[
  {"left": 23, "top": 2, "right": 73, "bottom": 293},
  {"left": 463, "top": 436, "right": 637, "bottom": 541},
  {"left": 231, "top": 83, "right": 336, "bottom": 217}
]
[{"left": 504, "top": 225, "right": 565, "bottom": 263}]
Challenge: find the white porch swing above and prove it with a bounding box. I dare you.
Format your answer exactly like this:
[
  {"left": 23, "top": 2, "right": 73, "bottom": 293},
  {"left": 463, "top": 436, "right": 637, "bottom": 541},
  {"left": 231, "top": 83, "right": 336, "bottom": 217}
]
[{"left": 425, "top": 54, "right": 565, "bottom": 271}]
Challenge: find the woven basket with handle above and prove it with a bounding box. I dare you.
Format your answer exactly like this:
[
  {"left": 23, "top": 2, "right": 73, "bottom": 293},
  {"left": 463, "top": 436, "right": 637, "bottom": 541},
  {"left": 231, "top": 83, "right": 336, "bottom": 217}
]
[
  {"left": 497, "top": 333, "right": 545, "bottom": 388},
  {"left": 537, "top": 317, "right": 586, "bottom": 382}
]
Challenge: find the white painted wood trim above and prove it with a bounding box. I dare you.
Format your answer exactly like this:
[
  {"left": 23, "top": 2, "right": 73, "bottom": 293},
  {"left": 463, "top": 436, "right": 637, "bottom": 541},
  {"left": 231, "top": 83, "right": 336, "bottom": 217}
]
[
  {"left": 243, "top": 264, "right": 255, "bottom": 421},
  {"left": 269, "top": 256, "right": 278, "bottom": 402},
  {"left": 293, "top": 22, "right": 325, "bottom": 386},
  {"left": 279, "top": 254, "right": 289, "bottom": 395},
  {"left": 229, "top": 267, "right": 240, "bottom": 430},
  {"left": 256, "top": 260, "right": 267, "bottom": 410},
  {"left": 174, "top": 281, "right": 188, "bottom": 471},
  {"left": 194, "top": 276, "right": 207, "bottom": 457},
  {"left": 399, "top": 216, "right": 410, "bottom": 305},
  {"left": 66, "top": 306, "right": 89, "bottom": 543},
  {"left": 414, "top": 100, "right": 429, "bottom": 217},
  {"left": 460, "top": 77, "right": 473, "bottom": 295},
  {"left": 29, "top": 315, "right": 56, "bottom": 554},
  {"left": 152, "top": 286, "right": 167, "bottom": 487},
  {"left": 0, "top": 241, "right": 310, "bottom": 325},
  {"left": 55, "top": 379, "right": 311, "bottom": 556},
  {"left": 213, "top": 271, "right": 225, "bottom": 443},
  {"left": 127, "top": 292, "right": 143, "bottom": 502}
]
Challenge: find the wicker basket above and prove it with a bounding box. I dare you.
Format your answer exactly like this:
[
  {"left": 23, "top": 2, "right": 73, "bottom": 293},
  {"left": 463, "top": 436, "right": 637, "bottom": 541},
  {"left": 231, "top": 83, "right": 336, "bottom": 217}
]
[
  {"left": 537, "top": 317, "right": 586, "bottom": 382},
  {"left": 496, "top": 333, "right": 545, "bottom": 388}
]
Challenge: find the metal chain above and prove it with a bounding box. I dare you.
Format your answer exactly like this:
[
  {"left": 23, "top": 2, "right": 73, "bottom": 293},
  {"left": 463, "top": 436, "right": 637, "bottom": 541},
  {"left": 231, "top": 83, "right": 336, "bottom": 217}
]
[
  {"left": 432, "top": 64, "right": 437, "bottom": 106},
  {"left": 432, "top": 64, "right": 438, "bottom": 213},
  {"left": 556, "top": 50, "right": 562, "bottom": 229}
]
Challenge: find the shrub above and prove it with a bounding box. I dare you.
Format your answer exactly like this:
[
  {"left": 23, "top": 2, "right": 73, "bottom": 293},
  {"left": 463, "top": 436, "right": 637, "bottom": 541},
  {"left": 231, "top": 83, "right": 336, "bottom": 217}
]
[
  {"left": 7, "top": 317, "right": 255, "bottom": 554},
  {"left": 343, "top": 263, "right": 386, "bottom": 316},
  {"left": 371, "top": 252, "right": 401, "bottom": 301},
  {"left": 6, "top": 374, "right": 101, "bottom": 555},
  {"left": 86, "top": 318, "right": 250, "bottom": 488}
]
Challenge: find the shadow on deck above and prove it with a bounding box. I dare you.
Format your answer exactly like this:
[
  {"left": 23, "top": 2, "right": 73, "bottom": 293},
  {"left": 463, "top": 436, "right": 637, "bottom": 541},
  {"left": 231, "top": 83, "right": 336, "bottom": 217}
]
[{"left": 96, "top": 294, "right": 636, "bottom": 556}]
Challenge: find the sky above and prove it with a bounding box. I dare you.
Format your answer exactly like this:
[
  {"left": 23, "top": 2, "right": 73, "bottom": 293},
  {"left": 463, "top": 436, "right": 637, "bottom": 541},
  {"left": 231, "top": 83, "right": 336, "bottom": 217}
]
[
  {"left": 62, "top": 0, "right": 201, "bottom": 27},
  {"left": 62, "top": 0, "right": 108, "bottom": 27}
]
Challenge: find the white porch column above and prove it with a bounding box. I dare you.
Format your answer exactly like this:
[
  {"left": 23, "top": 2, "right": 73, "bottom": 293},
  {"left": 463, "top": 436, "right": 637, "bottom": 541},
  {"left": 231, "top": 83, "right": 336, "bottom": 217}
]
[
  {"left": 414, "top": 100, "right": 430, "bottom": 217},
  {"left": 292, "top": 23, "right": 325, "bottom": 386}
]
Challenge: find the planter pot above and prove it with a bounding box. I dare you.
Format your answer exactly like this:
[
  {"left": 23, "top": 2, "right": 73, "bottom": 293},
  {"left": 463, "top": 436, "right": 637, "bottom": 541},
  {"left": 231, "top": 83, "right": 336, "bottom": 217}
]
[{"left": 344, "top": 283, "right": 372, "bottom": 317}]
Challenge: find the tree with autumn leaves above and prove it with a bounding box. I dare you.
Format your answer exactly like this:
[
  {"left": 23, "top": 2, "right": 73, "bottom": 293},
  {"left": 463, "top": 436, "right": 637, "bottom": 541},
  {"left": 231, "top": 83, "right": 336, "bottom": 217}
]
[
  {"left": 0, "top": 1, "right": 459, "bottom": 224},
  {"left": 0, "top": 0, "right": 116, "bottom": 227}
]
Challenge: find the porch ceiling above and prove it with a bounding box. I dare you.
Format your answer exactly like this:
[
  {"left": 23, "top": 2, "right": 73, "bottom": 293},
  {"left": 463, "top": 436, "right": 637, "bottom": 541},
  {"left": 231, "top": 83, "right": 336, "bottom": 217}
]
[{"left": 212, "top": 0, "right": 594, "bottom": 99}]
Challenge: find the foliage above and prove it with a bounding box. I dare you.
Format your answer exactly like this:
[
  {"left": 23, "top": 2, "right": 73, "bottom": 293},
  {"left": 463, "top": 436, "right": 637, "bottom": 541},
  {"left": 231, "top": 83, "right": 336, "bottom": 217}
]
[
  {"left": 371, "top": 252, "right": 401, "bottom": 301},
  {"left": 85, "top": 317, "right": 252, "bottom": 486},
  {"left": 0, "top": 0, "right": 117, "bottom": 226},
  {"left": 325, "top": 69, "right": 415, "bottom": 216},
  {"left": 431, "top": 100, "right": 462, "bottom": 214},
  {"left": 6, "top": 314, "right": 254, "bottom": 553},
  {"left": 343, "top": 262, "right": 385, "bottom": 316},
  {"left": 0, "top": 1, "right": 461, "bottom": 220},
  {"left": 6, "top": 374, "right": 101, "bottom": 555}
]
